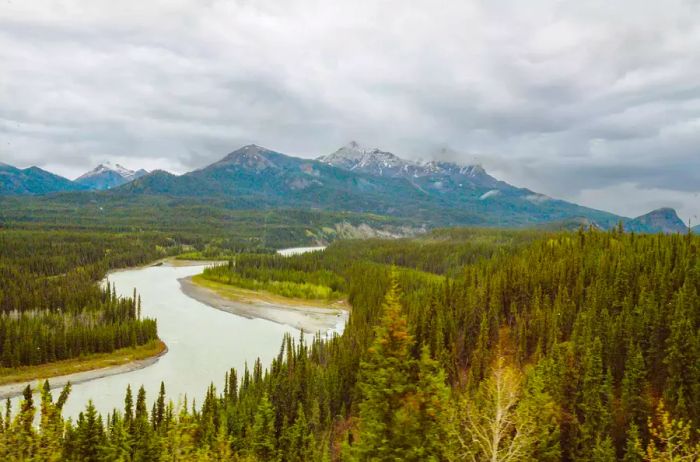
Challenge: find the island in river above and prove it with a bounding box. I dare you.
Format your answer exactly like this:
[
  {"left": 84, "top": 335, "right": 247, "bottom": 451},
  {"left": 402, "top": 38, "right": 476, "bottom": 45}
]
[{"left": 0, "top": 250, "right": 347, "bottom": 420}]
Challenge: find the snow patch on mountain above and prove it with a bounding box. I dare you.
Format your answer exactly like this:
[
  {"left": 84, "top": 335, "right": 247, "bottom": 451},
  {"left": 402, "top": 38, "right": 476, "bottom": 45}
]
[
  {"left": 480, "top": 189, "right": 501, "bottom": 200},
  {"left": 77, "top": 162, "right": 146, "bottom": 182},
  {"left": 525, "top": 194, "right": 551, "bottom": 204},
  {"left": 318, "top": 141, "right": 408, "bottom": 175},
  {"left": 318, "top": 142, "right": 494, "bottom": 183},
  {"left": 75, "top": 162, "right": 148, "bottom": 190}
]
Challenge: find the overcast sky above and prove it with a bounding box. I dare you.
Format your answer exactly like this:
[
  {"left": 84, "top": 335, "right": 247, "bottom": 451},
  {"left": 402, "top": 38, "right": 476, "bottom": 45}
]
[{"left": 1, "top": 1, "right": 699, "bottom": 223}]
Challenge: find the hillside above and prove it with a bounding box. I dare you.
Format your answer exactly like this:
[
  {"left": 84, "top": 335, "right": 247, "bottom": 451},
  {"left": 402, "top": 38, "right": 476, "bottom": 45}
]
[{"left": 0, "top": 163, "right": 85, "bottom": 195}]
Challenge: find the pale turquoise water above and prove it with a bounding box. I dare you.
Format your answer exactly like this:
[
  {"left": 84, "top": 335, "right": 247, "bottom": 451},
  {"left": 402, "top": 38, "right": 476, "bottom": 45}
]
[{"left": 12, "top": 256, "right": 337, "bottom": 420}]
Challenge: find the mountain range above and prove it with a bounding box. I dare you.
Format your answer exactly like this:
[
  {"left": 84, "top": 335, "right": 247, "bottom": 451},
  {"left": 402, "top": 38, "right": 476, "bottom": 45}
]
[
  {"left": 75, "top": 162, "right": 148, "bottom": 190},
  {"left": 0, "top": 143, "right": 693, "bottom": 234},
  {"left": 0, "top": 162, "right": 147, "bottom": 194},
  {"left": 0, "top": 162, "right": 85, "bottom": 195}
]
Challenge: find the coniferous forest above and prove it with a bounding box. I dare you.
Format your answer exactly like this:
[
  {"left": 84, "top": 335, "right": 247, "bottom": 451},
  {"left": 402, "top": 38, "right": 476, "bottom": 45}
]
[
  {"left": 0, "top": 231, "right": 177, "bottom": 368},
  {"left": 0, "top": 227, "right": 698, "bottom": 460}
]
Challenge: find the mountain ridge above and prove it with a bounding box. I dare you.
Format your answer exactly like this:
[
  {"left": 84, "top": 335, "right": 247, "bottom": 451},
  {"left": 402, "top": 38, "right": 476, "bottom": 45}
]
[
  {"left": 112, "top": 143, "right": 622, "bottom": 228},
  {"left": 76, "top": 162, "right": 148, "bottom": 190},
  {"left": 0, "top": 163, "right": 86, "bottom": 195},
  {"left": 2, "top": 144, "right": 691, "bottom": 233}
]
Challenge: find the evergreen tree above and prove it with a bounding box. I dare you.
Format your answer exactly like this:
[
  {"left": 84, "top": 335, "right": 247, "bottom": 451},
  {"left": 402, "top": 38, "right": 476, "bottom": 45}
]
[
  {"left": 350, "top": 274, "right": 418, "bottom": 461},
  {"left": 622, "top": 423, "right": 644, "bottom": 462},
  {"left": 75, "top": 401, "right": 105, "bottom": 462},
  {"left": 251, "top": 393, "right": 277, "bottom": 461}
]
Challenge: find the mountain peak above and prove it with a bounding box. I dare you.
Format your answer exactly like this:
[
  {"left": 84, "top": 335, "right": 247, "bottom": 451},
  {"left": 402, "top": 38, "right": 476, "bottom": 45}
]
[
  {"left": 222, "top": 144, "right": 275, "bottom": 158},
  {"left": 318, "top": 142, "right": 410, "bottom": 174},
  {"left": 75, "top": 161, "right": 147, "bottom": 190},
  {"left": 318, "top": 142, "right": 501, "bottom": 191},
  {"left": 648, "top": 207, "right": 677, "bottom": 215},
  {"left": 0, "top": 164, "right": 83, "bottom": 195},
  {"left": 214, "top": 144, "right": 280, "bottom": 171},
  {"left": 626, "top": 207, "right": 688, "bottom": 234},
  {"left": 78, "top": 162, "right": 139, "bottom": 180}
]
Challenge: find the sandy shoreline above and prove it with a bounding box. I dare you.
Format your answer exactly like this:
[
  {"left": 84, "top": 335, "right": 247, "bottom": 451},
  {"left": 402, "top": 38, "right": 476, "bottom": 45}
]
[
  {"left": 179, "top": 276, "right": 347, "bottom": 334},
  {"left": 0, "top": 346, "right": 168, "bottom": 400}
]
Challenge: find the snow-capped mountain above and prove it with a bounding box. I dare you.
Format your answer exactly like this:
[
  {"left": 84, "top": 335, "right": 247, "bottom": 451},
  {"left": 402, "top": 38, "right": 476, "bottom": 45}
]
[
  {"left": 119, "top": 143, "right": 622, "bottom": 229},
  {"left": 318, "top": 142, "right": 506, "bottom": 190},
  {"left": 75, "top": 162, "right": 148, "bottom": 190},
  {"left": 317, "top": 141, "right": 411, "bottom": 176}
]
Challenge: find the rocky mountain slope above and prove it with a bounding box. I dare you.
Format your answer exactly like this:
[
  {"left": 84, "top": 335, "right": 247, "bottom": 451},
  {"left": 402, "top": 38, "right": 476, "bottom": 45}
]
[{"left": 626, "top": 208, "right": 689, "bottom": 234}]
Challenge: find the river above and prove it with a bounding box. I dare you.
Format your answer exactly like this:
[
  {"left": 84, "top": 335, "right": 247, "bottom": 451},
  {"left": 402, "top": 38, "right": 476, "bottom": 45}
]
[{"left": 8, "top": 252, "right": 343, "bottom": 421}]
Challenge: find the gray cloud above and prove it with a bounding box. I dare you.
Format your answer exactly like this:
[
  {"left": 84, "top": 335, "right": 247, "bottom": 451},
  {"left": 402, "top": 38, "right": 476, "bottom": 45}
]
[{"left": 0, "top": 0, "right": 699, "bottom": 221}]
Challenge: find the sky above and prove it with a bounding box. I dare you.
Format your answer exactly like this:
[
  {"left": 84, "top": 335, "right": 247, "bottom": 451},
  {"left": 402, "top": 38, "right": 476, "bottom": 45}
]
[{"left": 1, "top": 0, "right": 699, "bottom": 223}]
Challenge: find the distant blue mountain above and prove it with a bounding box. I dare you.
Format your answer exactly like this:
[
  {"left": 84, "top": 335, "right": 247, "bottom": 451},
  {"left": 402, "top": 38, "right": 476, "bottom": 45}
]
[
  {"left": 0, "top": 163, "right": 85, "bottom": 195},
  {"left": 3, "top": 144, "right": 688, "bottom": 232},
  {"left": 625, "top": 208, "right": 688, "bottom": 234},
  {"left": 0, "top": 161, "right": 148, "bottom": 194},
  {"left": 116, "top": 143, "right": 623, "bottom": 228}
]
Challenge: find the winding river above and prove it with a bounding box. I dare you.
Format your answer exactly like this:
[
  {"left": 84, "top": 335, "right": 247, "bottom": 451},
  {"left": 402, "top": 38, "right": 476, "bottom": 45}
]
[{"left": 8, "top": 253, "right": 345, "bottom": 420}]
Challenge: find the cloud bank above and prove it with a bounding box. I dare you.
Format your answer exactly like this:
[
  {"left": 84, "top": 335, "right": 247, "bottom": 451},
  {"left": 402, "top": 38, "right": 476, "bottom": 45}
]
[{"left": 1, "top": 0, "right": 699, "bottom": 222}]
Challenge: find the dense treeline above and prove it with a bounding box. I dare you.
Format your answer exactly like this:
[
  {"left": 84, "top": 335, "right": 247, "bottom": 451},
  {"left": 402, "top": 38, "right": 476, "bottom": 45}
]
[
  {"left": 326, "top": 227, "right": 543, "bottom": 275},
  {"left": 0, "top": 195, "right": 412, "bottom": 250},
  {"left": 1, "top": 227, "right": 698, "bottom": 460},
  {"left": 0, "top": 230, "right": 174, "bottom": 368},
  {"left": 202, "top": 254, "right": 346, "bottom": 301}
]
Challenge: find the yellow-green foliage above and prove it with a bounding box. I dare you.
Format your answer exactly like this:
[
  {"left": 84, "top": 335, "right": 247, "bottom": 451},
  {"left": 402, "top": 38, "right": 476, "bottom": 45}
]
[
  {"left": 201, "top": 257, "right": 345, "bottom": 301},
  {"left": 203, "top": 271, "right": 339, "bottom": 300}
]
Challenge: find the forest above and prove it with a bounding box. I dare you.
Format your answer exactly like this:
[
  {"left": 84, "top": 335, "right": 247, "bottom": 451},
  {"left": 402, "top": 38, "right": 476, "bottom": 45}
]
[
  {"left": 0, "top": 226, "right": 698, "bottom": 460},
  {"left": 0, "top": 230, "right": 179, "bottom": 369}
]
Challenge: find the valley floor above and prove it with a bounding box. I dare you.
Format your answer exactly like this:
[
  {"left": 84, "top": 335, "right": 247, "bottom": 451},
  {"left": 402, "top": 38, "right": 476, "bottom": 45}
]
[
  {"left": 181, "top": 274, "right": 347, "bottom": 333},
  {"left": 0, "top": 340, "right": 167, "bottom": 399}
]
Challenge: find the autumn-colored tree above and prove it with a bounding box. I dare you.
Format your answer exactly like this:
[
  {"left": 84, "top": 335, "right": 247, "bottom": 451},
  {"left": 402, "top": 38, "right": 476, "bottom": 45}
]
[
  {"left": 456, "top": 357, "right": 535, "bottom": 462},
  {"left": 645, "top": 400, "right": 700, "bottom": 461},
  {"left": 351, "top": 273, "right": 452, "bottom": 461}
]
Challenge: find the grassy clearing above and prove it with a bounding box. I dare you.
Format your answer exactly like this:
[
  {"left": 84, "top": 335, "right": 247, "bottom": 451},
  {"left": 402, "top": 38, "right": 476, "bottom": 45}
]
[
  {"left": 191, "top": 274, "right": 346, "bottom": 309},
  {"left": 0, "top": 340, "right": 166, "bottom": 386}
]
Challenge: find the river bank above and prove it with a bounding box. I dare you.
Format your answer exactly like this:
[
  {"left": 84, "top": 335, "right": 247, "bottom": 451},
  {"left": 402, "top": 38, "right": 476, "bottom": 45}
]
[
  {"left": 180, "top": 275, "right": 347, "bottom": 334},
  {"left": 0, "top": 340, "right": 167, "bottom": 400},
  {"left": 0, "top": 258, "right": 203, "bottom": 398},
  {"left": 4, "top": 249, "right": 347, "bottom": 417}
]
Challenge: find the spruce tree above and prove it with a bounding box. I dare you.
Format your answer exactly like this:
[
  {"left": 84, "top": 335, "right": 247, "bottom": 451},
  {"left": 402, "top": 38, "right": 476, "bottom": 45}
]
[
  {"left": 350, "top": 273, "right": 417, "bottom": 461},
  {"left": 251, "top": 393, "right": 277, "bottom": 461}
]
